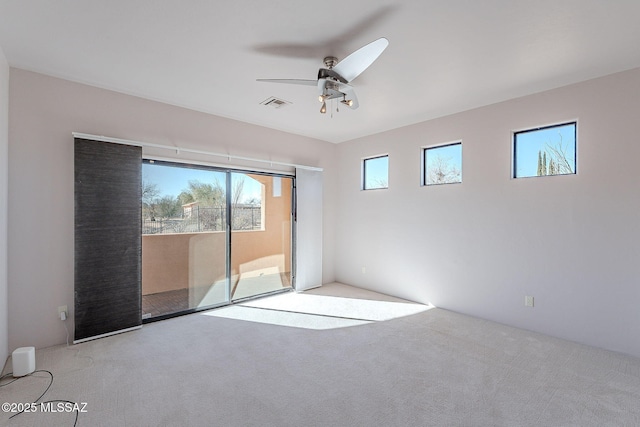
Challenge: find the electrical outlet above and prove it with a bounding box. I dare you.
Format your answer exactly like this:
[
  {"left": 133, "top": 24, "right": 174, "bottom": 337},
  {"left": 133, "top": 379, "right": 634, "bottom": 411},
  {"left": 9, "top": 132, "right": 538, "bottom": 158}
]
[
  {"left": 524, "top": 296, "right": 534, "bottom": 307},
  {"left": 58, "top": 305, "right": 68, "bottom": 320}
]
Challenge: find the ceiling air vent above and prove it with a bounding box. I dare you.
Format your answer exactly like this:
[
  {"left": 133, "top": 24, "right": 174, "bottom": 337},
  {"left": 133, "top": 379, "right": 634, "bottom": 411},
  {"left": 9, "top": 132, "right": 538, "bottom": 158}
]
[{"left": 260, "top": 97, "right": 291, "bottom": 109}]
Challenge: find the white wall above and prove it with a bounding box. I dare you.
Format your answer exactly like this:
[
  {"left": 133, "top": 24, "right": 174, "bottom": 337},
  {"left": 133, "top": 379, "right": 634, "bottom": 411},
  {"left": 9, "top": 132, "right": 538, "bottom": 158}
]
[
  {"left": 335, "top": 68, "right": 640, "bottom": 358},
  {"left": 8, "top": 69, "right": 337, "bottom": 350},
  {"left": 9, "top": 66, "right": 640, "bottom": 358},
  {"left": 0, "top": 47, "right": 9, "bottom": 361}
]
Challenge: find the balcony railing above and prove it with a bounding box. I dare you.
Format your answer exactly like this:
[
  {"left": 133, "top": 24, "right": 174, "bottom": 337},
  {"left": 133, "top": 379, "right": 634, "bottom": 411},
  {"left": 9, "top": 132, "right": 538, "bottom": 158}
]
[{"left": 143, "top": 206, "right": 261, "bottom": 234}]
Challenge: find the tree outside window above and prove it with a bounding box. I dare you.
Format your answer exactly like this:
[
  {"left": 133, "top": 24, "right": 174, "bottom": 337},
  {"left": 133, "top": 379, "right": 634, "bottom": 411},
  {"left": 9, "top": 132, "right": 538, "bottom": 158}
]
[
  {"left": 514, "top": 122, "right": 576, "bottom": 178},
  {"left": 424, "top": 143, "right": 462, "bottom": 185},
  {"left": 362, "top": 155, "right": 389, "bottom": 190}
]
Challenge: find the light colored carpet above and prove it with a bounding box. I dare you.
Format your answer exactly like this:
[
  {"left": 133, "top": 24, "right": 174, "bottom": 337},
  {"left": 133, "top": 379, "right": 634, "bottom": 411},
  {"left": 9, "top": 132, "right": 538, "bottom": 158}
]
[{"left": 1, "top": 283, "right": 639, "bottom": 426}]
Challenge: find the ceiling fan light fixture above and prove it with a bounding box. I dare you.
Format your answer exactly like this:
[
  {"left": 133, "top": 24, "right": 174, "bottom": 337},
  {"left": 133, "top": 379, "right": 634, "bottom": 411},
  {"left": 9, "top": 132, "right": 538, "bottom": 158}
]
[
  {"left": 340, "top": 98, "right": 353, "bottom": 107},
  {"left": 320, "top": 101, "right": 327, "bottom": 114},
  {"left": 318, "top": 94, "right": 325, "bottom": 102}
]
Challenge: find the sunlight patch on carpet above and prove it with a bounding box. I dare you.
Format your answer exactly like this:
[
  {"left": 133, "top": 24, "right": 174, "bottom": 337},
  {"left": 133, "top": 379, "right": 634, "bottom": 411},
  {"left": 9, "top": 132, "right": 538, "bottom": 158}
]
[
  {"left": 200, "top": 291, "right": 433, "bottom": 329},
  {"left": 241, "top": 292, "right": 432, "bottom": 321},
  {"left": 201, "top": 305, "right": 372, "bottom": 329}
]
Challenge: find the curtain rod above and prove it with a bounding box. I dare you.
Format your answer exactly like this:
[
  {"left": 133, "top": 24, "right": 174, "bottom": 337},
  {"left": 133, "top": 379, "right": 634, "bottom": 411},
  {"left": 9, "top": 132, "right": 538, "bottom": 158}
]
[{"left": 72, "top": 132, "right": 323, "bottom": 172}]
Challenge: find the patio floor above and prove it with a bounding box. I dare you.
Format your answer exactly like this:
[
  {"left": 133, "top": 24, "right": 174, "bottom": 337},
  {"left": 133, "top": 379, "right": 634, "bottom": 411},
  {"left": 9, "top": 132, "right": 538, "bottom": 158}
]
[
  {"left": 142, "top": 272, "right": 292, "bottom": 319},
  {"left": 142, "top": 288, "right": 191, "bottom": 318}
]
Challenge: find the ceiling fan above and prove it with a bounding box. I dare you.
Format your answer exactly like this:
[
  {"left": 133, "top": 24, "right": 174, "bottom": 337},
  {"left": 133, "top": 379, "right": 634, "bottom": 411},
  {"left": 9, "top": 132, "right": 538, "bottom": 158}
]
[{"left": 257, "top": 38, "right": 389, "bottom": 114}]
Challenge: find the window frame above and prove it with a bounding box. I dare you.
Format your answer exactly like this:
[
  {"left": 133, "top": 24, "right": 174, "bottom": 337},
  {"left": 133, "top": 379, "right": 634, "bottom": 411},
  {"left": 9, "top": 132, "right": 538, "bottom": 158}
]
[
  {"left": 421, "top": 141, "right": 463, "bottom": 186},
  {"left": 512, "top": 121, "right": 577, "bottom": 179},
  {"left": 361, "top": 154, "right": 389, "bottom": 191}
]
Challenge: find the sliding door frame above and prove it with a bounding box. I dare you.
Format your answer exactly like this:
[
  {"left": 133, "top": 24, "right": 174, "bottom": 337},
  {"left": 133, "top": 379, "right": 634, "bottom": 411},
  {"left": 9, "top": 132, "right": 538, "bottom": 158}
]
[{"left": 141, "top": 158, "right": 295, "bottom": 322}]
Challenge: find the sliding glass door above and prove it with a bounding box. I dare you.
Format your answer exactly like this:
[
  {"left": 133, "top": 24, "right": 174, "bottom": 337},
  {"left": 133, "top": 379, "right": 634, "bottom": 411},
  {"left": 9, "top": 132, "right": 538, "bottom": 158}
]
[
  {"left": 141, "top": 161, "right": 293, "bottom": 320},
  {"left": 141, "top": 161, "right": 229, "bottom": 320},
  {"left": 230, "top": 173, "right": 293, "bottom": 301}
]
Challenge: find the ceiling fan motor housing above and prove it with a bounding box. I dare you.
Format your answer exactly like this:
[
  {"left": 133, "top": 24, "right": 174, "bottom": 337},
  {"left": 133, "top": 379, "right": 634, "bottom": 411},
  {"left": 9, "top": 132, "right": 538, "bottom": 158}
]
[
  {"left": 323, "top": 56, "right": 338, "bottom": 69},
  {"left": 317, "top": 68, "right": 347, "bottom": 84}
]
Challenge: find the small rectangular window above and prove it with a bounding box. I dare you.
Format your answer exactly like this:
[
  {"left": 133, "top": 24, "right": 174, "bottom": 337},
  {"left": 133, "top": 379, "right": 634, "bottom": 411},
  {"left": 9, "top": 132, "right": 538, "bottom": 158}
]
[
  {"left": 273, "top": 176, "right": 281, "bottom": 197},
  {"left": 513, "top": 122, "right": 576, "bottom": 178},
  {"left": 362, "top": 155, "right": 388, "bottom": 190},
  {"left": 423, "top": 142, "right": 462, "bottom": 185}
]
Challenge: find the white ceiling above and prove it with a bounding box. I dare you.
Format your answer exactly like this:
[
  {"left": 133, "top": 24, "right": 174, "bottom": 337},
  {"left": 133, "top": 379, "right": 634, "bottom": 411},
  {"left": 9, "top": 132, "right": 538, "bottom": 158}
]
[{"left": 1, "top": 1, "right": 639, "bottom": 143}]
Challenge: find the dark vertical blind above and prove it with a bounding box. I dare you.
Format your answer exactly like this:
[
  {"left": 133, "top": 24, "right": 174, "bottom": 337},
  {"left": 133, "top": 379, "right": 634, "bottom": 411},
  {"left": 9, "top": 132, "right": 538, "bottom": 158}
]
[{"left": 74, "top": 138, "right": 142, "bottom": 341}]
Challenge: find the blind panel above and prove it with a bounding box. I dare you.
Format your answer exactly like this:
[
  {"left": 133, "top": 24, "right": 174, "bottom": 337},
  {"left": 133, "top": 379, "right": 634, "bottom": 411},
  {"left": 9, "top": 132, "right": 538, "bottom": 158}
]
[
  {"left": 74, "top": 138, "right": 142, "bottom": 341},
  {"left": 295, "top": 168, "right": 323, "bottom": 291}
]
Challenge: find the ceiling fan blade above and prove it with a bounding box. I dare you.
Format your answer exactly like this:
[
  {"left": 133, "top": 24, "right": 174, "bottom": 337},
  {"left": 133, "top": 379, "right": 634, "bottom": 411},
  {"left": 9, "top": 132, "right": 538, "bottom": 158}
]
[
  {"left": 253, "top": 43, "right": 324, "bottom": 59},
  {"left": 256, "top": 79, "right": 317, "bottom": 86},
  {"left": 252, "top": 6, "right": 397, "bottom": 59},
  {"left": 332, "top": 38, "right": 389, "bottom": 83}
]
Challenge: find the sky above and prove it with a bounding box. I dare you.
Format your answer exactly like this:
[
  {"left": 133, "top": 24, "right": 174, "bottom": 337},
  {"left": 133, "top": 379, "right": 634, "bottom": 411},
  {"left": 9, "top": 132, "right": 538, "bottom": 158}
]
[
  {"left": 514, "top": 123, "right": 576, "bottom": 178},
  {"left": 142, "top": 162, "right": 262, "bottom": 202},
  {"left": 364, "top": 155, "right": 389, "bottom": 189}
]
